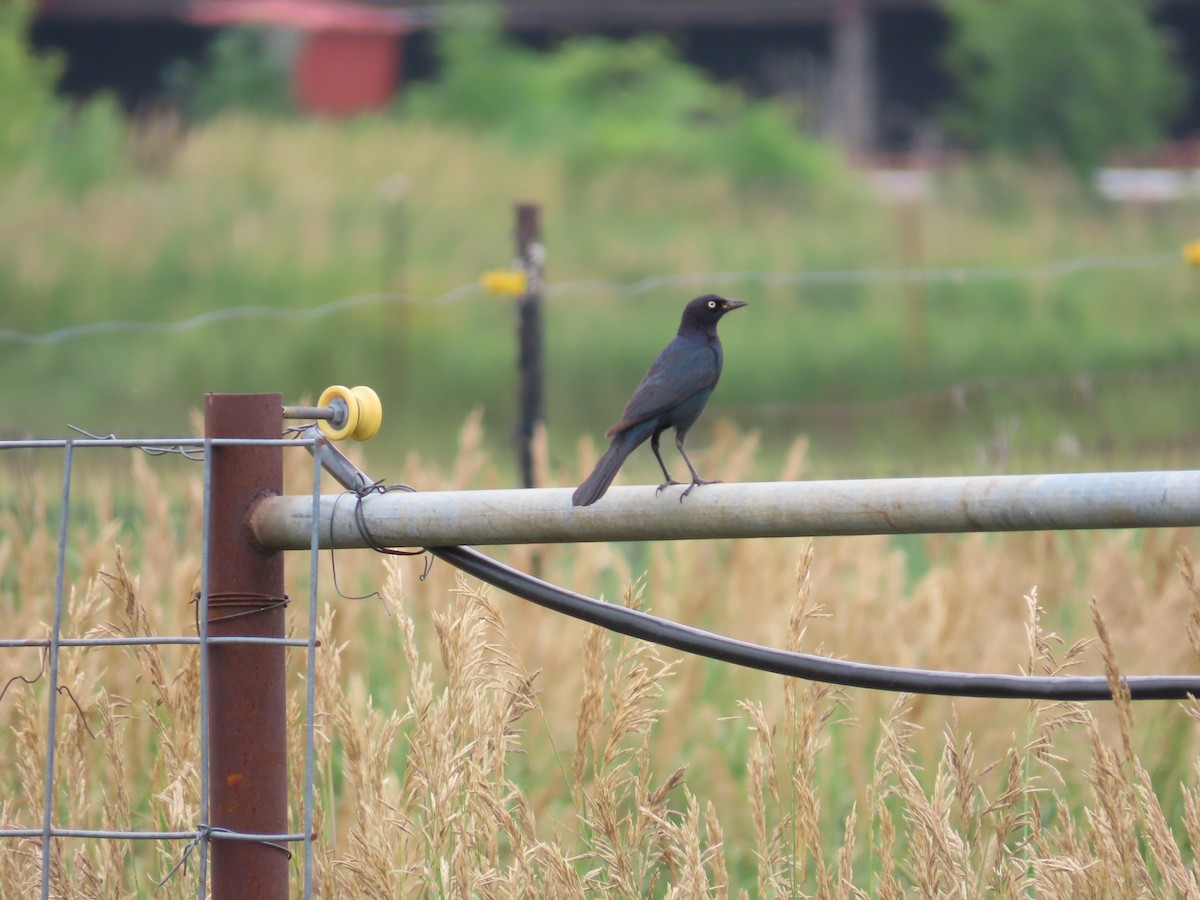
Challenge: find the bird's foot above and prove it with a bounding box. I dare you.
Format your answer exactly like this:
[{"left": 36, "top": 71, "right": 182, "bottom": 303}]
[
  {"left": 679, "top": 478, "right": 721, "bottom": 502},
  {"left": 655, "top": 478, "right": 683, "bottom": 496}
]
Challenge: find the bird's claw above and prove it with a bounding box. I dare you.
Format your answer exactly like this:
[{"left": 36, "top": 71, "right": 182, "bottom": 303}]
[
  {"left": 678, "top": 478, "right": 720, "bottom": 502},
  {"left": 655, "top": 479, "right": 683, "bottom": 496}
]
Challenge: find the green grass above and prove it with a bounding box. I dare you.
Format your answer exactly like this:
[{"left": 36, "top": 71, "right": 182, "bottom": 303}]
[{"left": 3, "top": 117, "right": 1200, "bottom": 480}]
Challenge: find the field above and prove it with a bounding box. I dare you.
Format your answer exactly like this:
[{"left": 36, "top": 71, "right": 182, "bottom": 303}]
[
  {"left": 3, "top": 117, "right": 1200, "bottom": 476},
  {"left": 4, "top": 115, "right": 1200, "bottom": 894},
  {"left": 2, "top": 434, "right": 1200, "bottom": 895}
]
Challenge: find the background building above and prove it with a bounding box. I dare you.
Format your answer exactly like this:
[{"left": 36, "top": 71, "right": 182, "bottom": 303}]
[{"left": 31, "top": 0, "right": 1200, "bottom": 160}]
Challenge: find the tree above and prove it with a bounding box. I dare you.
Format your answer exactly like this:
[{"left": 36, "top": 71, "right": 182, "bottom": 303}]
[
  {"left": 0, "top": 0, "right": 62, "bottom": 171},
  {"left": 0, "top": 0, "right": 123, "bottom": 192},
  {"left": 399, "top": 3, "right": 842, "bottom": 186},
  {"left": 943, "top": 0, "right": 1187, "bottom": 176}
]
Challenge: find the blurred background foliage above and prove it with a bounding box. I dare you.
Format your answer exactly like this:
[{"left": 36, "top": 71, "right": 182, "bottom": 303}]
[
  {"left": 943, "top": 0, "right": 1187, "bottom": 177},
  {"left": 1, "top": 0, "right": 1198, "bottom": 481},
  {"left": 164, "top": 25, "right": 295, "bottom": 121},
  {"left": 397, "top": 4, "right": 843, "bottom": 186},
  {"left": 0, "top": 0, "right": 124, "bottom": 194}
]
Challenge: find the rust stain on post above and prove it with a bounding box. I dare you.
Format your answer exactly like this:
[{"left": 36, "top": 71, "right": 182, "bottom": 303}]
[{"left": 205, "top": 393, "right": 288, "bottom": 899}]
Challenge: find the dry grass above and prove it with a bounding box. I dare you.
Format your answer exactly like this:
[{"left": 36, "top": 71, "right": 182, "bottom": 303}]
[{"left": 2, "top": 420, "right": 1200, "bottom": 896}]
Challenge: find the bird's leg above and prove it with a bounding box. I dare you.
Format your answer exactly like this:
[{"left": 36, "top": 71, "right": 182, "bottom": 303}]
[
  {"left": 651, "top": 429, "right": 681, "bottom": 495},
  {"left": 677, "top": 432, "right": 719, "bottom": 501}
]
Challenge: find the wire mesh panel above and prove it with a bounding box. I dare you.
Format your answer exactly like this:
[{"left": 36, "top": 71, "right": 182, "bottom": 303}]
[{"left": 0, "top": 437, "right": 322, "bottom": 898}]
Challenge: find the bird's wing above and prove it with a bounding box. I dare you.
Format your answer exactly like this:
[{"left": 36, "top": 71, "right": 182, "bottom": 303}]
[{"left": 606, "top": 338, "right": 719, "bottom": 435}]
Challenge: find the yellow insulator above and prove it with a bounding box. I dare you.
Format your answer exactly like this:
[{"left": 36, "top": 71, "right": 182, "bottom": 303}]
[
  {"left": 481, "top": 269, "right": 528, "bottom": 296},
  {"left": 316, "top": 385, "right": 359, "bottom": 441},
  {"left": 349, "top": 385, "right": 383, "bottom": 441}
]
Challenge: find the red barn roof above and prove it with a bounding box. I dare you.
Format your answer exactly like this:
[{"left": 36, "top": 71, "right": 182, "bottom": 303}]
[
  {"left": 185, "top": 0, "right": 409, "bottom": 33},
  {"left": 184, "top": 1, "right": 410, "bottom": 115}
]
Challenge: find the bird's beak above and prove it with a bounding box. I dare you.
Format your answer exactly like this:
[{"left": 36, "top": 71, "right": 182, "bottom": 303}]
[{"left": 725, "top": 299, "right": 748, "bottom": 311}]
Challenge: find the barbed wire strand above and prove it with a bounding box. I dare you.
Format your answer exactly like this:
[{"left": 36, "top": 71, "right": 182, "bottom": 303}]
[
  {"left": 0, "top": 252, "right": 1182, "bottom": 347},
  {"left": 548, "top": 252, "right": 1180, "bottom": 296}
]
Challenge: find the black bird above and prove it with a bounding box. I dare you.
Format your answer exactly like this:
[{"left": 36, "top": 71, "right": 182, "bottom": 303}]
[{"left": 572, "top": 294, "right": 747, "bottom": 507}]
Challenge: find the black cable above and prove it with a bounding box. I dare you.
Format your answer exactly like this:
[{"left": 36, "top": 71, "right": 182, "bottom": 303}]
[
  {"left": 305, "top": 429, "right": 1200, "bottom": 702},
  {"left": 429, "top": 544, "right": 1200, "bottom": 702}
]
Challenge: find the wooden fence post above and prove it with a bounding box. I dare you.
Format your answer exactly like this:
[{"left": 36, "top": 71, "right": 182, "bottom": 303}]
[{"left": 515, "top": 203, "right": 545, "bottom": 490}]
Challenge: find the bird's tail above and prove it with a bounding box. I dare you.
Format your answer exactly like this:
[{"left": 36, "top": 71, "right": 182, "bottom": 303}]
[{"left": 572, "top": 433, "right": 636, "bottom": 507}]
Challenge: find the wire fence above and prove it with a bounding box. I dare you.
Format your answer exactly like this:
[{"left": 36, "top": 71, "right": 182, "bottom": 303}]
[
  {"left": 0, "top": 435, "right": 323, "bottom": 898},
  {"left": 5, "top": 249, "right": 1195, "bottom": 479},
  {"left": 0, "top": 251, "right": 1183, "bottom": 347}
]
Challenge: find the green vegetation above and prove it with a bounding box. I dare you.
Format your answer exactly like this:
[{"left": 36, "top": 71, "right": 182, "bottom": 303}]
[
  {"left": 0, "top": 0, "right": 123, "bottom": 192},
  {"left": 400, "top": 4, "right": 840, "bottom": 186},
  {"left": 2, "top": 2, "right": 1200, "bottom": 481},
  {"left": 165, "top": 26, "right": 293, "bottom": 121},
  {"left": 0, "top": 0, "right": 60, "bottom": 170},
  {"left": 2, "top": 116, "right": 1199, "bottom": 479},
  {"left": 943, "top": 0, "right": 1187, "bottom": 176}
]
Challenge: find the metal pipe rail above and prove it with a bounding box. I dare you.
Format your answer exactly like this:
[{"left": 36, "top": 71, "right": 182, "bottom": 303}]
[
  {"left": 252, "top": 470, "right": 1200, "bottom": 550},
  {"left": 248, "top": 431, "right": 1200, "bottom": 701}
]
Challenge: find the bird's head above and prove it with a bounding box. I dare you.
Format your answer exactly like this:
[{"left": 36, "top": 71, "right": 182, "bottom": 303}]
[{"left": 683, "top": 294, "right": 748, "bottom": 327}]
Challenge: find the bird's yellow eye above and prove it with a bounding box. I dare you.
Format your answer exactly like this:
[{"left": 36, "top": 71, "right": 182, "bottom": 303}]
[{"left": 707, "top": 300, "right": 717, "bottom": 309}]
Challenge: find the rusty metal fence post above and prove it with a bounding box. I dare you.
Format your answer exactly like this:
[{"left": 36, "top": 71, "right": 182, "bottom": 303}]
[{"left": 204, "top": 393, "right": 289, "bottom": 899}]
